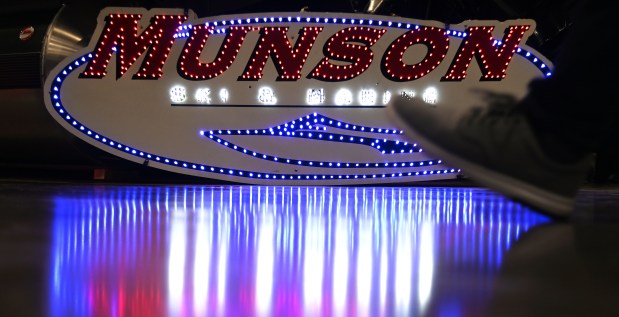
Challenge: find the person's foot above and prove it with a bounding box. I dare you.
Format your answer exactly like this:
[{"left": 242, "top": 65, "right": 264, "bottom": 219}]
[{"left": 386, "top": 90, "right": 592, "bottom": 218}]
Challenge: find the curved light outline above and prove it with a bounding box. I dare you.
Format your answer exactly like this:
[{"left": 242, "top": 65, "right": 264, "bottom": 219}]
[
  {"left": 49, "top": 54, "right": 459, "bottom": 181},
  {"left": 201, "top": 112, "right": 439, "bottom": 168},
  {"left": 47, "top": 13, "right": 553, "bottom": 182}
]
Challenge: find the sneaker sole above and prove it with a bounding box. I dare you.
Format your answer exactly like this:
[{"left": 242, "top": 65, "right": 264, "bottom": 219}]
[{"left": 386, "top": 104, "right": 574, "bottom": 218}]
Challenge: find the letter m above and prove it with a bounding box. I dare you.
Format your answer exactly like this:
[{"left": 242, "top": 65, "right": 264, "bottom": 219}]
[{"left": 80, "top": 13, "right": 186, "bottom": 79}]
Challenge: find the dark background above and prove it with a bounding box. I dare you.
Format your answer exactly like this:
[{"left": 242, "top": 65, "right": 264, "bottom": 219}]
[
  {"left": 1, "top": 0, "right": 616, "bottom": 183},
  {"left": 0, "top": 0, "right": 580, "bottom": 54}
]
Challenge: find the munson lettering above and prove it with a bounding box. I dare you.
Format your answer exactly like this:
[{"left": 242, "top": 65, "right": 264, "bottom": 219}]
[
  {"left": 44, "top": 8, "right": 550, "bottom": 185},
  {"left": 80, "top": 12, "right": 531, "bottom": 82}
]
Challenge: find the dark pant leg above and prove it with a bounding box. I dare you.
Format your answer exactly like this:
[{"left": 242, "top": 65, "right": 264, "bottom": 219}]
[{"left": 521, "top": 0, "right": 619, "bottom": 156}]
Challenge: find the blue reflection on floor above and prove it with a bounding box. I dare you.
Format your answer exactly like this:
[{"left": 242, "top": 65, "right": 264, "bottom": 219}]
[{"left": 49, "top": 186, "right": 549, "bottom": 317}]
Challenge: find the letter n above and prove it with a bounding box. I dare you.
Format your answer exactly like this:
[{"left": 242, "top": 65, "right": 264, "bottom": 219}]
[{"left": 442, "top": 24, "right": 531, "bottom": 81}]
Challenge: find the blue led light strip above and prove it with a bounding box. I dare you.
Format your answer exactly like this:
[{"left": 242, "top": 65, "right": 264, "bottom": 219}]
[
  {"left": 173, "top": 15, "right": 552, "bottom": 77},
  {"left": 203, "top": 112, "right": 421, "bottom": 154},
  {"left": 201, "top": 112, "right": 440, "bottom": 167},
  {"left": 204, "top": 134, "right": 439, "bottom": 168},
  {"left": 202, "top": 135, "right": 437, "bottom": 167},
  {"left": 173, "top": 16, "right": 469, "bottom": 39},
  {"left": 516, "top": 47, "right": 552, "bottom": 77},
  {"left": 50, "top": 53, "right": 460, "bottom": 181}
]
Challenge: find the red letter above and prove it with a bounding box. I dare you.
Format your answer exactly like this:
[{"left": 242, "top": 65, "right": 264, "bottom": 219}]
[
  {"left": 442, "top": 24, "right": 531, "bottom": 81},
  {"left": 382, "top": 26, "right": 449, "bottom": 81},
  {"left": 178, "top": 26, "right": 253, "bottom": 80},
  {"left": 239, "top": 27, "right": 323, "bottom": 81},
  {"left": 308, "top": 27, "right": 386, "bottom": 81},
  {"left": 80, "top": 13, "right": 187, "bottom": 79}
]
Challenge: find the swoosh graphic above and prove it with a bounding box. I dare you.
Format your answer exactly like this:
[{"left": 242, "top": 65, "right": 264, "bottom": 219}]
[{"left": 201, "top": 112, "right": 444, "bottom": 169}]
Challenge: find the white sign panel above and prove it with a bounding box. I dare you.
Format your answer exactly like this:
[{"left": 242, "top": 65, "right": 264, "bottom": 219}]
[{"left": 44, "top": 7, "right": 551, "bottom": 184}]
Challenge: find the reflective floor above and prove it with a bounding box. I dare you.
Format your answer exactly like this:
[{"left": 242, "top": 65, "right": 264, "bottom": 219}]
[{"left": 1, "top": 182, "right": 618, "bottom": 317}]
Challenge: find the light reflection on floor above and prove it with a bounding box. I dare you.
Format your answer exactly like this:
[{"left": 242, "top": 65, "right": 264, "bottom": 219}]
[{"left": 49, "top": 186, "right": 549, "bottom": 317}]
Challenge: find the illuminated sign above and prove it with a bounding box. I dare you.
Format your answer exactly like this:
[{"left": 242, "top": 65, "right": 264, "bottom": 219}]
[{"left": 43, "top": 7, "right": 551, "bottom": 184}]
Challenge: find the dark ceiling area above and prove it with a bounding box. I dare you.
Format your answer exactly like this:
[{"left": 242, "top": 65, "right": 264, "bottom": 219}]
[{"left": 1, "top": 0, "right": 578, "bottom": 59}]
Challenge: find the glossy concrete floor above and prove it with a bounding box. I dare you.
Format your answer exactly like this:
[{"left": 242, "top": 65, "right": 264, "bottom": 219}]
[{"left": 1, "top": 181, "right": 618, "bottom": 317}]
